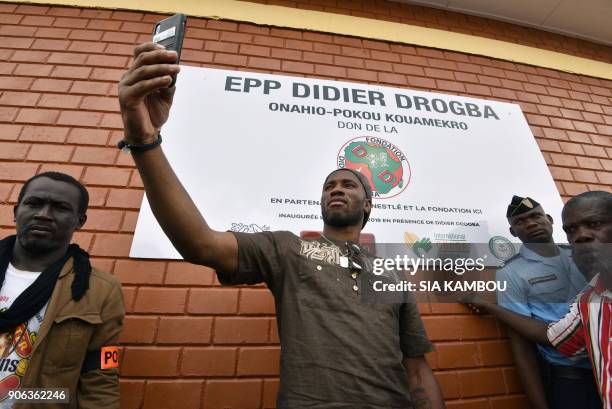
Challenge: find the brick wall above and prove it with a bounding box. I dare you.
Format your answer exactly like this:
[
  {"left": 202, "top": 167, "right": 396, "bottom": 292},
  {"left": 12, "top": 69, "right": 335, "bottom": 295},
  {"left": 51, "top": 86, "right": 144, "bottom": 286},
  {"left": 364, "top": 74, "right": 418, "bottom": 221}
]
[{"left": 0, "top": 1, "right": 611, "bottom": 408}]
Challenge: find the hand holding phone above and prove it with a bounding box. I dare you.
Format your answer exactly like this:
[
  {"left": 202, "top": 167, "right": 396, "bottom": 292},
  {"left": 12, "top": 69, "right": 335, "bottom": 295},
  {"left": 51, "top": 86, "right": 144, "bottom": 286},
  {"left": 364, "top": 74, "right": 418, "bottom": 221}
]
[{"left": 153, "top": 13, "right": 186, "bottom": 87}]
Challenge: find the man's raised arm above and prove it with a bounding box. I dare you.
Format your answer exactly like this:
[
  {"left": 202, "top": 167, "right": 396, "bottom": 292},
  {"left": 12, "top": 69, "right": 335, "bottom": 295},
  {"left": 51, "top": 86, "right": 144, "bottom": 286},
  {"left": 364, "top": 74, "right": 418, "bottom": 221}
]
[{"left": 118, "top": 43, "right": 237, "bottom": 272}]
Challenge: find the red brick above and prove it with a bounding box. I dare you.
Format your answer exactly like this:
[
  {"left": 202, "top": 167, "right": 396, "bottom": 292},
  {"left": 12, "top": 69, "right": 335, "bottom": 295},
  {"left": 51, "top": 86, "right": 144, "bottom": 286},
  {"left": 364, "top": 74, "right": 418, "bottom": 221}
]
[
  {"left": 10, "top": 50, "right": 49, "bottom": 63},
  {"left": 435, "top": 371, "right": 461, "bottom": 400},
  {"left": 38, "top": 164, "right": 83, "bottom": 181},
  {"left": 121, "top": 286, "right": 136, "bottom": 313},
  {"left": 119, "top": 380, "right": 145, "bottom": 409},
  {"left": 165, "top": 262, "right": 215, "bottom": 286},
  {"left": 570, "top": 169, "right": 599, "bottom": 184},
  {"left": 478, "top": 340, "right": 514, "bottom": 366},
  {"left": 0, "top": 124, "right": 21, "bottom": 141},
  {"left": 238, "top": 23, "right": 269, "bottom": 36},
  {"left": 32, "top": 38, "right": 70, "bottom": 51},
  {"left": 407, "top": 76, "right": 436, "bottom": 89},
  {"left": 459, "top": 368, "right": 506, "bottom": 397},
  {"left": 90, "top": 67, "right": 124, "bottom": 81},
  {"left": 364, "top": 60, "right": 393, "bottom": 72},
  {"left": 85, "top": 186, "right": 108, "bottom": 207},
  {"left": 35, "top": 27, "right": 70, "bottom": 39},
  {"left": 346, "top": 68, "right": 376, "bottom": 81},
  {"left": 180, "top": 347, "right": 237, "bottom": 376},
  {"left": 79, "top": 96, "right": 119, "bottom": 112},
  {"left": 334, "top": 55, "right": 363, "bottom": 68},
  {"left": 524, "top": 113, "right": 551, "bottom": 127},
  {"left": 597, "top": 171, "right": 612, "bottom": 185},
  {"left": 436, "top": 80, "right": 465, "bottom": 92},
  {"left": 18, "top": 126, "right": 67, "bottom": 143},
  {"left": 0, "top": 107, "right": 17, "bottom": 122},
  {"left": 548, "top": 166, "right": 573, "bottom": 181},
  {"left": 313, "top": 42, "right": 341, "bottom": 54},
  {"left": 313, "top": 64, "right": 345, "bottom": 77},
  {"left": 121, "top": 347, "right": 180, "bottom": 376},
  {"left": 56, "top": 111, "right": 102, "bottom": 127},
  {"left": 0, "top": 91, "right": 40, "bottom": 106},
  {"left": 50, "top": 65, "right": 91, "bottom": 79},
  {"left": 213, "top": 53, "right": 247, "bottom": 66},
  {"left": 72, "top": 146, "right": 117, "bottom": 165},
  {"left": 70, "top": 80, "right": 111, "bottom": 95},
  {"left": 157, "top": 316, "right": 213, "bottom": 344},
  {"left": 0, "top": 36, "right": 34, "bottom": 49},
  {"left": 142, "top": 381, "right": 202, "bottom": 409},
  {"left": 204, "top": 41, "right": 239, "bottom": 54},
  {"left": 96, "top": 113, "right": 120, "bottom": 129},
  {"left": 436, "top": 342, "right": 480, "bottom": 369},
  {"left": 113, "top": 259, "right": 165, "bottom": 284},
  {"left": 133, "top": 287, "right": 187, "bottom": 314},
  {"left": 120, "top": 210, "right": 137, "bottom": 233},
  {"left": 188, "top": 288, "right": 239, "bottom": 314},
  {"left": 0, "top": 163, "right": 39, "bottom": 181},
  {"left": 68, "top": 29, "right": 103, "bottom": 41},
  {"left": 30, "top": 78, "right": 72, "bottom": 92},
  {"left": 85, "top": 54, "right": 128, "bottom": 68},
  {"left": 104, "top": 43, "right": 136, "bottom": 56},
  {"left": 558, "top": 141, "right": 584, "bottom": 155},
  {"left": 66, "top": 128, "right": 109, "bottom": 146},
  {"left": 263, "top": 379, "right": 279, "bottom": 408},
  {"left": 393, "top": 63, "right": 425, "bottom": 76},
  {"left": 0, "top": 142, "right": 29, "bottom": 160},
  {"left": 237, "top": 347, "right": 280, "bottom": 376},
  {"left": 89, "top": 233, "right": 131, "bottom": 257},
  {"left": 562, "top": 181, "right": 589, "bottom": 196},
  {"left": 207, "top": 20, "right": 238, "bottom": 31},
  {"left": 247, "top": 57, "right": 281, "bottom": 71},
  {"left": 214, "top": 317, "right": 270, "bottom": 344},
  {"left": 15, "top": 108, "right": 59, "bottom": 124},
  {"left": 583, "top": 144, "right": 608, "bottom": 158},
  {"left": 239, "top": 289, "right": 275, "bottom": 315},
  {"left": 203, "top": 380, "right": 262, "bottom": 409},
  {"left": 38, "top": 93, "right": 81, "bottom": 109},
  {"left": 27, "top": 143, "right": 73, "bottom": 162},
  {"left": 119, "top": 316, "right": 158, "bottom": 344},
  {"left": 282, "top": 60, "right": 314, "bottom": 74}
]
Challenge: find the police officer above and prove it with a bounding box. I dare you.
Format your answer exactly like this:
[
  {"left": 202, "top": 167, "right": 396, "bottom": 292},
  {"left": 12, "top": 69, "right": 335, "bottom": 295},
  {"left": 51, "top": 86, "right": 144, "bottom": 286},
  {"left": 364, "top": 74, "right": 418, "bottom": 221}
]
[{"left": 496, "top": 195, "right": 600, "bottom": 409}]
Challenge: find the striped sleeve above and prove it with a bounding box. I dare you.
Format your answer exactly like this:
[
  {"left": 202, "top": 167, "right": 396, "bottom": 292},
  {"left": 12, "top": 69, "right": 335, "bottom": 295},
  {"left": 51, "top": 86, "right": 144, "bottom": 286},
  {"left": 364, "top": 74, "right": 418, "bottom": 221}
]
[{"left": 547, "top": 300, "right": 587, "bottom": 357}]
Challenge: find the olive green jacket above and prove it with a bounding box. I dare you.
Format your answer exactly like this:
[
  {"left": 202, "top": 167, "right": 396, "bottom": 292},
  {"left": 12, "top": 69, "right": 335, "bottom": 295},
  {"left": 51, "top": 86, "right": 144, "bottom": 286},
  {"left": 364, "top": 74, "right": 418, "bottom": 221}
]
[{"left": 14, "top": 258, "right": 124, "bottom": 409}]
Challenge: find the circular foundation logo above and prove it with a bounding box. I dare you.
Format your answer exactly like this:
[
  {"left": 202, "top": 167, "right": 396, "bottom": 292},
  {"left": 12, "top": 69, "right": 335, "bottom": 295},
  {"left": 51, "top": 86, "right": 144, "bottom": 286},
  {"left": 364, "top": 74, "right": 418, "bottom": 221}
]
[
  {"left": 337, "top": 136, "right": 411, "bottom": 199},
  {"left": 489, "top": 236, "right": 517, "bottom": 261}
]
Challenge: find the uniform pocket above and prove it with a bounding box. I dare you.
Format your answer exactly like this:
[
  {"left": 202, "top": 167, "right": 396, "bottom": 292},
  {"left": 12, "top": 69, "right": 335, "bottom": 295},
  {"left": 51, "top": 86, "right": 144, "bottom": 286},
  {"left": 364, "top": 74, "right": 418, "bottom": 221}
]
[
  {"left": 43, "top": 313, "right": 101, "bottom": 370},
  {"left": 527, "top": 275, "right": 567, "bottom": 303}
]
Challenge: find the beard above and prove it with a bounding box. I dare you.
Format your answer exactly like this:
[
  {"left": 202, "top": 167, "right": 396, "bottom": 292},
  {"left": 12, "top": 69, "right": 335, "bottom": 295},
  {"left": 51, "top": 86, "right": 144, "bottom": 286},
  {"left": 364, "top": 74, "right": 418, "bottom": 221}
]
[
  {"left": 17, "top": 230, "right": 62, "bottom": 256},
  {"left": 573, "top": 243, "right": 612, "bottom": 281},
  {"left": 322, "top": 206, "right": 363, "bottom": 228}
]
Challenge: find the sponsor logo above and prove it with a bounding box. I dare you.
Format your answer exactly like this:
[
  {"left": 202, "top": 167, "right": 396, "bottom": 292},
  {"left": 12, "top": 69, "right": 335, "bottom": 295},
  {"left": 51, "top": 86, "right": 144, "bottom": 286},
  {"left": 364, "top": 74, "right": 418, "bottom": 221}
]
[
  {"left": 337, "top": 136, "right": 411, "bottom": 199},
  {"left": 404, "top": 232, "right": 432, "bottom": 256},
  {"left": 230, "top": 223, "right": 270, "bottom": 233},
  {"left": 489, "top": 236, "right": 516, "bottom": 261}
]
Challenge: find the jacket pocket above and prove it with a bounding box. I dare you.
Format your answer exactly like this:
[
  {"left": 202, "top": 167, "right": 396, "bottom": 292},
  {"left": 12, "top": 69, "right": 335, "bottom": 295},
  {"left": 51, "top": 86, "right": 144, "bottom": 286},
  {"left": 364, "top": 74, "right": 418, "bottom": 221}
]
[{"left": 43, "top": 313, "right": 101, "bottom": 370}]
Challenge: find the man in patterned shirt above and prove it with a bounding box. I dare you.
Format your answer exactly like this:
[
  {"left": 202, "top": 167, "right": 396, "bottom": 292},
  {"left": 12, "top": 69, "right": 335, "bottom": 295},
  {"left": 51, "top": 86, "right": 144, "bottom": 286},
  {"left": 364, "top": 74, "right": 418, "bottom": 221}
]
[{"left": 464, "top": 191, "right": 612, "bottom": 408}]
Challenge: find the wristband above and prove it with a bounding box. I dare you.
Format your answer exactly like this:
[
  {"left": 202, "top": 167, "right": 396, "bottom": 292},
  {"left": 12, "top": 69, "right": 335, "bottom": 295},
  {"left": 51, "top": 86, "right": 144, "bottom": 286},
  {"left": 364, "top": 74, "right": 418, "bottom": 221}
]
[{"left": 117, "top": 134, "right": 162, "bottom": 153}]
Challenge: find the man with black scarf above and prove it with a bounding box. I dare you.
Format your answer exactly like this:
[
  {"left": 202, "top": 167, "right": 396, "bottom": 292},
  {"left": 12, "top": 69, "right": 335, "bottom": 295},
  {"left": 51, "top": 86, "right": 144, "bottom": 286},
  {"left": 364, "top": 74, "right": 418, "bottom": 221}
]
[{"left": 0, "top": 172, "right": 124, "bottom": 409}]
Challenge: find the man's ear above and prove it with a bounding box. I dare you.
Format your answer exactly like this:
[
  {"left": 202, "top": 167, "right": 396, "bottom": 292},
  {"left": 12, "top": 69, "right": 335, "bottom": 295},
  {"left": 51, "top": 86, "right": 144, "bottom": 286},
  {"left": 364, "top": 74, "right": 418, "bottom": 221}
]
[
  {"left": 364, "top": 198, "right": 372, "bottom": 214},
  {"left": 546, "top": 214, "right": 554, "bottom": 225},
  {"left": 13, "top": 205, "right": 17, "bottom": 222},
  {"left": 77, "top": 214, "right": 87, "bottom": 229},
  {"left": 509, "top": 226, "right": 517, "bottom": 237}
]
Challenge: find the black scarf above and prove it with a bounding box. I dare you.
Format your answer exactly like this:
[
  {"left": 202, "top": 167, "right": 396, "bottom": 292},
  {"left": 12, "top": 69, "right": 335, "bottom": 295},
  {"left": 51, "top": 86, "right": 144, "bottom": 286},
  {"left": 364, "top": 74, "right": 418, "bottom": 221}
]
[{"left": 0, "top": 235, "right": 91, "bottom": 334}]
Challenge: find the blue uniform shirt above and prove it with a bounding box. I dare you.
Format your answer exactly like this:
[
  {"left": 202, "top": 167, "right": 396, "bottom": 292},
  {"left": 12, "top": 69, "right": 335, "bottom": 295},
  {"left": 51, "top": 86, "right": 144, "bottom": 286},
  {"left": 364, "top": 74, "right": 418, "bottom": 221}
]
[{"left": 496, "top": 244, "right": 590, "bottom": 368}]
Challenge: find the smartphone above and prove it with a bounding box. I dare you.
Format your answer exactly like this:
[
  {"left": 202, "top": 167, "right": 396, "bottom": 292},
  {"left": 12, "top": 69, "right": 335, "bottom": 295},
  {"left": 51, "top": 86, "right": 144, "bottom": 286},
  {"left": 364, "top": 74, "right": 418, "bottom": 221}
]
[{"left": 152, "top": 13, "right": 186, "bottom": 87}]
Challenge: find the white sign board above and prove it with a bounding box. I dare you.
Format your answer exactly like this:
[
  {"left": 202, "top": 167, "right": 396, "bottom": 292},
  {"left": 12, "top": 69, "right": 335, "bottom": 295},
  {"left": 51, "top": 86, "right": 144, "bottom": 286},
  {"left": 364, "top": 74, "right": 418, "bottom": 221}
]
[{"left": 130, "top": 66, "right": 565, "bottom": 261}]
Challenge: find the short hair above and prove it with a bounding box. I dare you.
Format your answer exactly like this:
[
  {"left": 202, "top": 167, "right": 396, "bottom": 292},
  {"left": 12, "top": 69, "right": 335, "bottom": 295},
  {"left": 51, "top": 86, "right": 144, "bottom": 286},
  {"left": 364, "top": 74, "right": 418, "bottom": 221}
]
[
  {"left": 563, "top": 190, "right": 612, "bottom": 217},
  {"left": 17, "top": 171, "right": 89, "bottom": 215}
]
